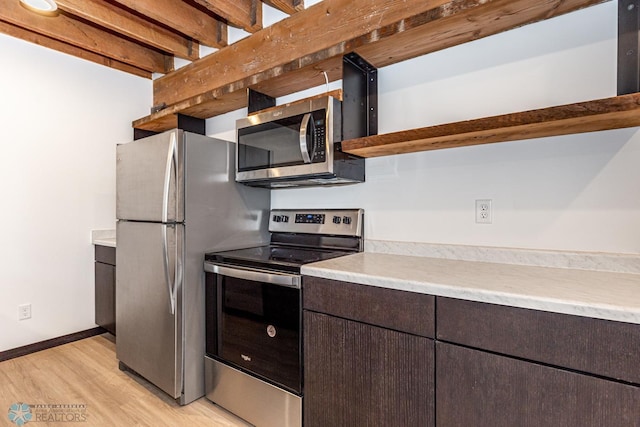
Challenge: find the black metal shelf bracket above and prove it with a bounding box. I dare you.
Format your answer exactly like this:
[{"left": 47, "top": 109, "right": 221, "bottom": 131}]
[
  {"left": 247, "top": 89, "right": 276, "bottom": 114},
  {"left": 177, "top": 114, "right": 206, "bottom": 135},
  {"left": 618, "top": 0, "right": 640, "bottom": 95},
  {"left": 133, "top": 128, "right": 158, "bottom": 140},
  {"left": 133, "top": 114, "right": 205, "bottom": 140},
  {"left": 342, "top": 52, "right": 378, "bottom": 140}
]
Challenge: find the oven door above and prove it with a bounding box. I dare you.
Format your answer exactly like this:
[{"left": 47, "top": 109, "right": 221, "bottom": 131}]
[{"left": 205, "top": 263, "right": 302, "bottom": 394}]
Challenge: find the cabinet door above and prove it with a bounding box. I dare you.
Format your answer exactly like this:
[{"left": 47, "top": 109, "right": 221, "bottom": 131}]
[
  {"left": 437, "top": 297, "right": 640, "bottom": 384},
  {"left": 436, "top": 342, "right": 640, "bottom": 427},
  {"left": 95, "top": 261, "right": 116, "bottom": 335},
  {"left": 304, "top": 311, "right": 434, "bottom": 427}
]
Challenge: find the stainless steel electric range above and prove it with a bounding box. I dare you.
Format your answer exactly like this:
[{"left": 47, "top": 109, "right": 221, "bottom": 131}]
[{"left": 204, "top": 208, "right": 364, "bottom": 427}]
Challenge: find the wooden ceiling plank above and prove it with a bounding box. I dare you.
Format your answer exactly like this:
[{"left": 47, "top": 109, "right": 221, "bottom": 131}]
[
  {"left": 56, "top": 0, "right": 199, "bottom": 60},
  {"left": 192, "top": 0, "right": 262, "bottom": 33},
  {"left": 153, "top": 0, "right": 452, "bottom": 107},
  {"left": 354, "top": 0, "right": 608, "bottom": 68},
  {"left": 0, "top": 1, "right": 170, "bottom": 73},
  {"left": 0, "top": 20, "right": 150, "bottom": 78},
  {"left": 340, "top": 94, "right": 640, "bottom": 158},
  {"left": 249, "top": 56, "right": 343, "bottom": 98},
  {"left": 111, "top": 0, "right": 227, "bottom": 48},
  {"left": 261, "top": 0, "right": 304, "bottom": 15}
]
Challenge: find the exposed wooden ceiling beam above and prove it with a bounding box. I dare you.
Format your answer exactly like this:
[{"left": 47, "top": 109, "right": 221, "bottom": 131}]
[
  {"left": 0, "top": 21, "right": 150, "bottom": 78},
  {"left": 0, "top": 0, "right": 172, "bottom": 73},
  {"left": 354, "top": 0, "right": 607, "bottom": 69},
  {"left": 152, "top": 0, "right": 451, "bottom": 107},
  {"left": 262, "top": 0, "right": 304, "bottom": 15},
  {"left": 192, "top": 0, "right": 262, "bottom": 33},
  {"left": 136, "top": 0, "right": 607, "bottom": 131},
  {"left": 111, "top": 0, "right": 227, "bottom": 48},
  {"left": 56, "top": 0, "right": 199, "bottom": 61}
]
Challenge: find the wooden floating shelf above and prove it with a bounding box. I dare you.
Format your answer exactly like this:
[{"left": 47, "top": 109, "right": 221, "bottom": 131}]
[
  {"left": 341, "top": 93, "right": 640, "bottom": 158},
  {"left": 133, "top": 0, "right": 606, "bottom": 132}
]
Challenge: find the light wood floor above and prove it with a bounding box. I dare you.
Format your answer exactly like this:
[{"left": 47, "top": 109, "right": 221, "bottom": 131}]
[{"left": 0, "top": 334, "right": 252, "bottom": 426}]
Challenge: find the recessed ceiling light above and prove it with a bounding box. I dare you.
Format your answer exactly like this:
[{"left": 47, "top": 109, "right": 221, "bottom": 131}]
[{"left": 19, "top": 0, "right": 59, "bottom": 16}]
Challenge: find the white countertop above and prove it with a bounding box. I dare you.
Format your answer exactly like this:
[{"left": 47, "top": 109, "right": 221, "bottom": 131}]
[
  {"left": 91, "top": 229, "right": 116, "bottom": 248},
  {"left": 301, "top": 251, "right": 640, "bottom": 325}
]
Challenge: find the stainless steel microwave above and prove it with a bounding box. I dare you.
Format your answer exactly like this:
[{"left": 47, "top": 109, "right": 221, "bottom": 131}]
[{"left": 235, "top": 96, "right": 365, "bottom": 188}]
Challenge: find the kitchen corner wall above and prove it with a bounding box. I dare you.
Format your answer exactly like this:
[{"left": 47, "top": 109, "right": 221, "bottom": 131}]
[
  {"left": 0, "top": 34, "right": 151, "bottom": 351},
  {"left": 209, "top": 0, "right": 640, "bottom": 255}
]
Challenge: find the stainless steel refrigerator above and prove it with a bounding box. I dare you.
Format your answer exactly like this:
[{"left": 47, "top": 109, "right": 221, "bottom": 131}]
[{"left": 115, "top": 129, "right": 270, "bottom": 404}]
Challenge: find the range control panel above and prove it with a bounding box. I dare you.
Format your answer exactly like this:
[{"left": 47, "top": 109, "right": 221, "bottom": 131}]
[
  {"left": 295, "top": 213, "right": 325, "bottom": 224},
  {"left": 269, "top": 209, "right": 363, "bottom": 237}
]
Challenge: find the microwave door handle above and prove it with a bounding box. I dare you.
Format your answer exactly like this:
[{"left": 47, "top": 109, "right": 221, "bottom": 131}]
[{"left": 299, "top": 113, "right": 312, "bottom": 164}]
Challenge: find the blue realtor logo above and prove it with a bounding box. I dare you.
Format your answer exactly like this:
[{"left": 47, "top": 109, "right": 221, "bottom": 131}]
[{"left": 8, "top": 403, "right": 32, "bottom": 426}]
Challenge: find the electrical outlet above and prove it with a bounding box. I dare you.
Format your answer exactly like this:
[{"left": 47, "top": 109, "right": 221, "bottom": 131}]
[
  {"left": 18, "top": 304, "right": 31, "bottom": 321},
  {"left": 475, "top": 199, "right": 492, "bottom": 224}
]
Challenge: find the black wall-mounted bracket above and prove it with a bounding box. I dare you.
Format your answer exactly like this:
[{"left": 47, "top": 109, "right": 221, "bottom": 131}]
[
  {"left": 133, "top": 128, "right": 158, "bottom": 141},
  {"left": 618, "top": 0, "right": 640, "bottom": 95},
  {"left": 342, "top": 52, "right": 378, "bottom": 140},
  {"left": 247, "top": 89, "right": 276, "bottom": 114},
  {"left": 177, "top": 114, "right": 206, "bottom": 135},
  {"left": 133, "top": 114, "right": 206, "bottom": 140}
]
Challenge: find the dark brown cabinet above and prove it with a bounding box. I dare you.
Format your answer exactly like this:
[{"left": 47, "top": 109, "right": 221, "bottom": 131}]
[
  {"left": 94, "top": 245, "right": 116, "bottom": 335},
  {"left": 302, "top": 276, "right": 640, "bottom": 426},
  {"left": 436, "top": 342, "right": 640, "bottom": 427},
  {"left": 303, "top": 277, "right": 435, "bottom": 427},
  {"left": 436, "top": 297, "right": 640, "bottom": 427}
]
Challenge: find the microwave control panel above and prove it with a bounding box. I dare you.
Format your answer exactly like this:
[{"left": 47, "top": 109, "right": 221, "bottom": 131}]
[{"left": 311, "top": 115, "right": 326, "bottom": 163}]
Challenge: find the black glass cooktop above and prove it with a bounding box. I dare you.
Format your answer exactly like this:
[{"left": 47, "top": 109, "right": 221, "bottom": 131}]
[{"left": 205, "top": 245, "right": 352, "bottom": 273}]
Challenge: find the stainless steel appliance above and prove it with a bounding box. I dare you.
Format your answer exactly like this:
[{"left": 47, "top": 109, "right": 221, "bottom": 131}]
[
  {"left": 203, "top": 209, "right": 364, "bottom": 427},
  {"left": 235, "top": 96, "right": 365, "bottom": 188},
  {"left": 115, "top": 129, "right": 270, "bottom": 405}
]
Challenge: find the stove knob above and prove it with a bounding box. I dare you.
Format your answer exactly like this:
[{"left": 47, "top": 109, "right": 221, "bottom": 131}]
[
  {"left": 281, "top": 215, "right": 289, "bottom": 223},
  {"left": 343, "top": 216, "right": 352, "bottom": 225},
  {"left": 332, "top": 216, "right": 341, "bottom": 224},
  {"left": 273, "top": 215, "right": 282, "bottom": 223}
]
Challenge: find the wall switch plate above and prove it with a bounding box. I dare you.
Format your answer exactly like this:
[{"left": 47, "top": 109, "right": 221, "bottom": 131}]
[
  {"left": 18, "top": 303, "right": 31, "bottom": 320},
  {"left": 475, "top": 199, "right": 492, "bottom": 224}
]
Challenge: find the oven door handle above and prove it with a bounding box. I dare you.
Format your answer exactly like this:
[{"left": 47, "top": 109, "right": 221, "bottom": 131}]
[{"left": 205, "top": 263, "right": 301, "bottom": 289}]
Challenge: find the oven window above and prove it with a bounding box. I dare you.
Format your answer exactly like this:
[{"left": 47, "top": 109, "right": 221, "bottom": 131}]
[
  {"left": 237, "top": 111, "right": 326, "bottom": 172},
  {"left": 217, "top": 275, "right": 301, "bottom": 394}
]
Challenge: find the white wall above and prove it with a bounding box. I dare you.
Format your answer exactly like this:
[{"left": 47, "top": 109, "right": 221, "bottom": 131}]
[
  {"left": 0, "top": 34, "right": 151, "bottom": 351},
  {"left": 209, "top": 1, "right": 640, "bottom": 255}
]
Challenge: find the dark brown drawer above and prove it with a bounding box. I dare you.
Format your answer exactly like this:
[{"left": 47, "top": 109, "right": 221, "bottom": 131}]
[
  {"left": 436, "top": 342, "right": 640, "bottom": 427},
  {"left": 95, "top": 245, "right": 116, "bottom": 265},
  {"left": 303, "top": 276, "right": 434, "bottom": 338},
  {"left": 437, "top": 297, "right": 640, "bottom": 384}
]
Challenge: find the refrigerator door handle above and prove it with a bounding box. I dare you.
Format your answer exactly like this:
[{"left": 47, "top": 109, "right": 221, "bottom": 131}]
[
  {"left": 174, "top": 225, "right": 183, "bottom": 314},
  {"left": 162, "top": 224, "right": 176, "bottom": 315},
  {"left": 162, "top": 132, "right": 178, "bottom": 315},
  {"left": 161, "top": 132, "right": 177, "bottom": 223}
]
